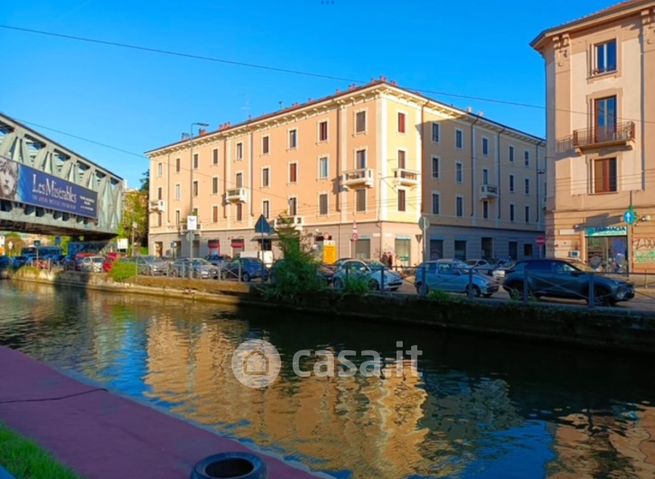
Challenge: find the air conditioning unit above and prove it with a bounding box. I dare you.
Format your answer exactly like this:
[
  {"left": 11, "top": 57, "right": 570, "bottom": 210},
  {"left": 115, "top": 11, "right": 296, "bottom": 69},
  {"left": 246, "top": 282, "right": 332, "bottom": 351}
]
[{"left": 569, "top": 250, "right": 580, "bottom": 259}]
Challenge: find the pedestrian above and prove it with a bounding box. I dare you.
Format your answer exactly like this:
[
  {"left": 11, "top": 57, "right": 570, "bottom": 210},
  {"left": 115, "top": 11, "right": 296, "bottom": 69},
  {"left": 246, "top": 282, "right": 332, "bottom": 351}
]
[
  {"left": 381, "top": 251, "right": 389, "bottom": 266},
  {"left": 387, "top": 252, "right": 394, "bottom": 270}
]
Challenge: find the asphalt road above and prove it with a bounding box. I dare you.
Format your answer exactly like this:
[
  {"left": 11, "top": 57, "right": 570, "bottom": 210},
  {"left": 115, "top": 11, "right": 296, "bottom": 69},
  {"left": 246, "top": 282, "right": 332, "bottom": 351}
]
[{"left": 395, "top": 278, "right": 655, "bottom": 312}]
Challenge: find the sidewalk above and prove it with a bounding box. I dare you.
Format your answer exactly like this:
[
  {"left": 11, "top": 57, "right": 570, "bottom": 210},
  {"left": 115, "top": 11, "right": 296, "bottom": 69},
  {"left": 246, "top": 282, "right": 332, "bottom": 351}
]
[{"left": 0, "top": 347, "right": 318, "bottom": 479}]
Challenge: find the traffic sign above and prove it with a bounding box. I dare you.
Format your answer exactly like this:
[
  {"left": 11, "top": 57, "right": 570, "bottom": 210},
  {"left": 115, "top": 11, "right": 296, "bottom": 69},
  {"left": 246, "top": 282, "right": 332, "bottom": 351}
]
[
  {"left": 254, "top": 214, "right": 272, "bottom": 235},
  {"left": 187, "top": 215, "right": 198, "bottom": 231},
  {"left": 536, "top": 236, "right": 546, "bottom": 246},
  {"left": 418, "top": 216, "right": 429, "bottom": 231},
  {"left": 624, "top": 207, "right": 638, "bottom": 226},
  {"left": 351, "top": 232, "right": 359, "bottom": 242}
]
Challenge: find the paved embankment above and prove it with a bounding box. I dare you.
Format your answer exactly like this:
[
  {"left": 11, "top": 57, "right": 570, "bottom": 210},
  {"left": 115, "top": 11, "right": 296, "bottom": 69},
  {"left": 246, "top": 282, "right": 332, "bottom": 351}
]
[
  {"left": 11, "top": 269, "right": 655, "bottom": 355},
  {"left": 0, "top": 347, "right": 318, "bottom": 479}
]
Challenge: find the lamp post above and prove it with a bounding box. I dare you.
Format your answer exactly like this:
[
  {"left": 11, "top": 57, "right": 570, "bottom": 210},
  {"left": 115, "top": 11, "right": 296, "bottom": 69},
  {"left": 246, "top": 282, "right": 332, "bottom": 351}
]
[{"left": 187, "top": 121, "right": 209, "bottom": 258}]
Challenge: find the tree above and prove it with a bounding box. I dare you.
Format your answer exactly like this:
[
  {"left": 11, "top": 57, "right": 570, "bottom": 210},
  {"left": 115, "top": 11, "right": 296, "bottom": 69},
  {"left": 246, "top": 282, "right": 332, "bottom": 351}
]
[
  {"left": 4, "top": 232, "right": 23, "bottom": 257},
  {"left": 139, "top": 169, "right": 150, "bottom": 193},
  {"left": 118, "top": 190, "right": 149, "bottom": 251}
]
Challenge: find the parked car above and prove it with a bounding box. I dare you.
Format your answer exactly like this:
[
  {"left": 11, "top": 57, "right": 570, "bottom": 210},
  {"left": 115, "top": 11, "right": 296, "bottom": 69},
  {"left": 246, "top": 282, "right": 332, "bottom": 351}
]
[
  {"left": 103, "top": 252, "right": 122, "bottom": 272},
  {"left": 205, "top": 254, "right": 232, "bottom": 268},
  {"left": 12, "top": 255, "right": 29, "bottom": 269},
  {"left": 332, "top": 259, "right": 403, "bottom": 291},
  {"left": 502, "top": 259, "right": 635, "bottom": 306},
  {"left": 135, "top": 256, "right": 169, "bottom": 276},
  {"left": 0, "top": 256, "right": 11, "bottom": 279},
  {"left": 170, "top": 258, "right": 219, "bottom": 279},
  {"left": 77, "top": 255, "right": 105, "bottom": 273},
  {"left": 465, "top": 259, "right": 498, "bottom": 276},
  {"left": 415, "top": 260, "right": 498, "bottom": 297},
  {"left": 490, "top": 259, "right": 515, "bottom": 281},
  {"left": 221, "top": 257, "right": 269, "bottom": 282}
]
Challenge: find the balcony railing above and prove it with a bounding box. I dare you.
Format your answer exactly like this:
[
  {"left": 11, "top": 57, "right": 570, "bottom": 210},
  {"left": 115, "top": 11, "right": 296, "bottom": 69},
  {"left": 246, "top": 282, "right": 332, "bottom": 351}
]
[
  {"left": 273, "top": 216, "right": 303, "bottom": 230},
  {"left": 572, "top": 121, "right": 635, "bottom": 150},
  {"left": 225, "top": 187, "right": 247, "bottom": 203},
  {"left": 393, "top": 168, "right": 419, "bottom": 186},
  {"left": 341, "top": 168, "right": 374, "bottom": 189},
  {"left": 480, "top": 184, "right": 498, "bottom": 200}
]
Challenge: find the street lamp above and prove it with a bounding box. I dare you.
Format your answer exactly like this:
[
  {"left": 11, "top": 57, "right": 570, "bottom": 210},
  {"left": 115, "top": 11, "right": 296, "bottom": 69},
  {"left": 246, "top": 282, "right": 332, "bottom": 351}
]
[{"left": 187, "top": 121, "right": 209, "bottom": 259}]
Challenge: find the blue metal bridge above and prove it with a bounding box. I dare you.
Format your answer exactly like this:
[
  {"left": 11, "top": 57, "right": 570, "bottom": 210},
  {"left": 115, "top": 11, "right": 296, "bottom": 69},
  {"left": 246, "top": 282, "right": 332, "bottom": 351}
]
[{"left": 0, "top": 113, "right": 124, "bottom": 239}]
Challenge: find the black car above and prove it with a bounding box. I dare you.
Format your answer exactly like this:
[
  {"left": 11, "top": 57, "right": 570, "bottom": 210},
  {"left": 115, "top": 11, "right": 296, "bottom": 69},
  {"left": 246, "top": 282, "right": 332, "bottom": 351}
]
[
  {"left": 221, "top": 257, "right": 269, "bottom": 282},
  {"left": 205, "top": 254, "right": 231, "bottom": 268},
  {"left": 503, "top": 259, "right": 635, "bottom": 306}
]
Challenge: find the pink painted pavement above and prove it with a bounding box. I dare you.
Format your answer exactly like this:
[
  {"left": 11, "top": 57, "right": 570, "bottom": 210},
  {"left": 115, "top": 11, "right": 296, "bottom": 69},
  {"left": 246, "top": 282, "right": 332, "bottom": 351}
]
[{"left": 0, "top": 347, "right": 319, "bottom": 479}]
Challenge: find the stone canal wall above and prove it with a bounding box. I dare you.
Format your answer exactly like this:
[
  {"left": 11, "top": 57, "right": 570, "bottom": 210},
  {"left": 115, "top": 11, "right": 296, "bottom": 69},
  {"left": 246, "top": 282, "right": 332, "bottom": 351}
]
[{"left": 11, "top": 268, "right": 655, "bottom": 355}]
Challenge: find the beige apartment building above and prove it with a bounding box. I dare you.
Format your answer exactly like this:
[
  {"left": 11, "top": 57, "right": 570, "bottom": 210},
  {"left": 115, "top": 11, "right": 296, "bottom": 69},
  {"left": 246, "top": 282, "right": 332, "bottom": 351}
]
[
  {"left": 147, "top": 80, "right": 545, "bottom": 265},
  {"left": 532, "top": 0, "right": 655, "bottom": 272}
]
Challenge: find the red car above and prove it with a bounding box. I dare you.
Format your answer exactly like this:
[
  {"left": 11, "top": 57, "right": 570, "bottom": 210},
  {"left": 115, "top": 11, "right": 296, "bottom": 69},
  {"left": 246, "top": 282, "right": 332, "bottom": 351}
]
[{"left": 103, "top": 252, "right": 121, "bottom": 272}]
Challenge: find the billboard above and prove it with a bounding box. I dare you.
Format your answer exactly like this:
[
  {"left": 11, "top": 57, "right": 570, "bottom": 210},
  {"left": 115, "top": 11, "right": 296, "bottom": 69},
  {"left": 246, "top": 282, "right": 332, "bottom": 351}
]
[{"left": 0, "top": 157, "right": 97, "bottom": 218}]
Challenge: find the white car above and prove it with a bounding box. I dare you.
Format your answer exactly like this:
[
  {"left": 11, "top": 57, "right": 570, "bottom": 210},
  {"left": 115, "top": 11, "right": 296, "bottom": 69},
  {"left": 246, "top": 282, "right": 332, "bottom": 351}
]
[{"left": 332, "top": 259, "right": 403, "bottom": 291}]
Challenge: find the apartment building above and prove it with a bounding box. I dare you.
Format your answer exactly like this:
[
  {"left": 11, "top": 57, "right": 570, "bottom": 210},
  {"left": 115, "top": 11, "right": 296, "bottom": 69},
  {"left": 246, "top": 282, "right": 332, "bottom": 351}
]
[
  {"left": 147, "top": 80, "right": 545, "bottom": 265},
  {"left": 532, "top": 0, "right": 655, "bottom": 272}
]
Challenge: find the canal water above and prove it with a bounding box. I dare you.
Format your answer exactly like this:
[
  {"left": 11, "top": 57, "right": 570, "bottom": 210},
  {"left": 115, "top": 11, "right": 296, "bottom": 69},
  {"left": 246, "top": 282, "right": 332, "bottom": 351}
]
[{"left": 1, "top": 281, "right": 655, "bottom": 478}]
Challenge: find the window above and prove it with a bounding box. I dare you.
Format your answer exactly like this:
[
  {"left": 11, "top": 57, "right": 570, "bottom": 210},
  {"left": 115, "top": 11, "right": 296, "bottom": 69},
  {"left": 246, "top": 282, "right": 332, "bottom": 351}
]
[
  {"left": 432, "top": 157, "right": 440, "bottom": 179},
  {"left": 157, "top": 212, "right": 162, "bottom": 227},
  {"left": 482, "top": 137, "right": 489, "bottom": 156},
  {"left": 355, "top": 111, "right": 366, "bottom": 133},
  {"left": 262, "top": 200, "right": 270, "bottom": 219},
  {"left": 356, "top": 189, "right": 366, "bottom": 212},
  {"left": 594, "top": 158, "right": 617, "bottom": 193},
  {"left": 509, "top": 241, "right": 518, "bottom": 260},
  {"left": 524, "top": 150, "right": 530, "bottom": 167},
  {"left": 456, "top": 162, "right": 463, "bottom": 184},
  {"left": 430, "top": 239, "right": 444, "bottom": 260},
  {"left": 482, "top": 168, "right": 489, "bottom": 185},
  {"left": 157, "top": 162, "right": 162, "bottom": 177},
  {"left": 157, "top": 187, "right": 162, "bottom": 200},
  {"left": 398, "top": 150, "right": 406, "bottom": 169},
  {"left": 193, "top": 153, "right": 198, "bottom": 169},
  {"left": 175, "top": 184, "right": 181, "bottom": 200},
  {"left": 289, "top": 163, "right": 298, "bottom": 183},
  {"left": 525, "top": 206, "right": 530, "bottom": 223},
  {"left": 524, "top": 243, "right": 533, "bottom": 258},
  {"left": 318, "top": 156, "right": 329, "bottom": 179},
  {"left": 398, "top": 189, "right": 406, "bottom": 212},
  {"left": 236, "top": 142, "right": 243, "bottom": 160},
  {"left": 262, "top": 136, "right": 269, "bottom": 154},
  {"left": 319, "top": 121, "right": 328, "bottom": 142},
  {"left": 212, "top": 148, "right": 218, "bottom": 165},
  {"left": 192, "top": 180, "right": 198, "bottom": 197},
  {"left": 525, "top": 178, "right": 530, "bottom": 195},
  {"left": 212, "top": 177, "right": 218, "bottom": 194},
  {"left": 175, "top": 210, "right": 180, "bottom": 226},
  {"left": 235, "top": 172, "right": 243, "bottom": 188},
  {"left": 319, "top": 193, "right": 328, "bottom": 215},
  {"left": 356, "top": 149, "right": 367, "bottom": 169},
  {"left": 509, "top": 175, "right": 515, "bottom": 192},
  {"left": 456, "top": 129, "right": 464, "bottom": 149},
  {"left": 175, "top": 158, "right": 181, "bottom": 173},
  {"left": 595, "top": 96, "right": 617, "bottom": 140},
  {"left": 483, "top": 200, "right": 489, "bottom": 219},
  {"left": 510, "top": 204, "right": 515, "bottom": 222},
  {"left": 288, "top": 197, "right": 297, "bottom": 216},
  {"left": 289, "top": 129, "right": 297, "bottom": 149},
  {"left": 595, "top": 39, "right": 617, "bottom": 74},
  {"left": 432, "top": 193, "right": 440, "bottom": 215},
  {"left": 509, "top": 145, "right": 515, "bottom": 162},
  {"left": 262, "top": 167, "right": 270, "bottom": 187},
  {"left": 454, "top": 240, "right": 467, "bottom": 261},
  {"left": 432, "top": 122, "right": 440, "bottom": 142},
  {"left": 236, "top": 203, "right": 243, "bottom": 222},
  {"left": 456, "top": 196, "right": 463, "bottom": 217},
  {"left": 398, "top": 112, "right": 406, "bottom": 133},
  {"left": 212, "top": 205, "right": 219, "bottom": 223}
]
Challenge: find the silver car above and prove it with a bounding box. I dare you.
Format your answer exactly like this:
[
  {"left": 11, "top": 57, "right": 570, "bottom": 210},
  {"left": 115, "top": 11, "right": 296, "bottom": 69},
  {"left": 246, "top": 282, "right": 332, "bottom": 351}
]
[
  {"left": 170, "top": 258, "right": 219, "bottom": 279},
  {"left": 416, "top": 260, "right": 498, "bottom": 297},
  {"left": 332, "top": 259, "right": 403, "bottom": 291}
]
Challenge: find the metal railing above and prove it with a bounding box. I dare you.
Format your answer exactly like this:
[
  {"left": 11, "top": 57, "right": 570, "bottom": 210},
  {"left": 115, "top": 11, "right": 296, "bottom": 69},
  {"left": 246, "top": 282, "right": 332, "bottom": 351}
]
[{"left": 572, "top": 121, "right": 635, "bottom": 149}]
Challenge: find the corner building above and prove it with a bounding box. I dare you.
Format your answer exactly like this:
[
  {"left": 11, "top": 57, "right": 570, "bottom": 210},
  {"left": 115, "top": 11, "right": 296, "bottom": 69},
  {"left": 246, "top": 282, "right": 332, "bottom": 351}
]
[
  {"left": 532, "top": 0, "right": 655, "bottom": 272},
  {"left": 147, "top": 81, "right": 545, "bottom": 264}
]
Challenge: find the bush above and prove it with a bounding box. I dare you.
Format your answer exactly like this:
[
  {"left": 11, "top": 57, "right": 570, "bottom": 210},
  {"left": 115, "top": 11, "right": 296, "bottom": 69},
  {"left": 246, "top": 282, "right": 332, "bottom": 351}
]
[
  {"left": 426, "top": 289, "right": 460, "bottom": 304},
  {"left": 341, "top": 275, "right": 370, "bottom": 295},
  {"left": 110, "top": 262, "right": 138, "bottom": 282}
]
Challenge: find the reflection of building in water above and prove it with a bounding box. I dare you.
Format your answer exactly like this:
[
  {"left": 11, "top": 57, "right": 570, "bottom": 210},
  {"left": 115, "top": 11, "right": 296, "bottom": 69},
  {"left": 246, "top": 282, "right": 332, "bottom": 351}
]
[
  {"left": 549, "top": 406, "right": 655, "bottom": 478},
  {"left": 143, "top": 318, "right": 435, "bottom": 477}
]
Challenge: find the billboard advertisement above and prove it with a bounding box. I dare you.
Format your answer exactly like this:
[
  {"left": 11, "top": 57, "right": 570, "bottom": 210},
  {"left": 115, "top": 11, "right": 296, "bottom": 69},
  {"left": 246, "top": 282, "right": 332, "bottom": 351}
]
[{"left": 0, "top": 157, "right": 97, "bottom": 218}]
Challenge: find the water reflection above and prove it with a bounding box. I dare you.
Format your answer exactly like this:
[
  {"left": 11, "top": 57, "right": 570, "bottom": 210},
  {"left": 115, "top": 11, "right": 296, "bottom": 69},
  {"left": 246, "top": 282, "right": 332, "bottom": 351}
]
[{"left": 1, "top": 281, "right": 655, "bottom": 478}]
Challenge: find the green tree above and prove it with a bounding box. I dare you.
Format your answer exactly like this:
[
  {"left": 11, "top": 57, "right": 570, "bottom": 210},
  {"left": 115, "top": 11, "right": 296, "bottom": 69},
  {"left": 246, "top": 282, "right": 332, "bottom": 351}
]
[
  {"left": 118, "top": 190, "right": 149, "bottom": 251},
  {"left": 4, "top": 232, "right": 23, "bottom": 257},
  {"left": 139, "top": 169, "right": 150, "bottom": 193}
]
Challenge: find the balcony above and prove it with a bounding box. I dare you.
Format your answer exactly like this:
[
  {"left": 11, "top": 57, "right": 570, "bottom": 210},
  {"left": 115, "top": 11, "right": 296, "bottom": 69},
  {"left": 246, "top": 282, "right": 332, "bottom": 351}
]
[
  {"left": 393, "top": 168, "right": 419, "bottom": 187},
  {"left": 225, "top": 187, "right": 247, "bottom": 203},
  {"left": 273, "top": 216, "right": 303, "bottom": 230},
  {"left": 480, "top": 184, "right": 498, "bottom": 200},
  {"left": 572, "top": 121, "right": 635, "bottom": 152},
  {"left": 341, "top": 168, "right": 374, "bottom": 189}
]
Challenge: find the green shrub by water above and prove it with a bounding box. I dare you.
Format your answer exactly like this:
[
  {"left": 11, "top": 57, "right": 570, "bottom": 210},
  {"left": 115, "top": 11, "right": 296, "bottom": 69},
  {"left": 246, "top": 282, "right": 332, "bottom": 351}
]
[{"left": 110, "top": 262, "right": 137, "bottom": 282}]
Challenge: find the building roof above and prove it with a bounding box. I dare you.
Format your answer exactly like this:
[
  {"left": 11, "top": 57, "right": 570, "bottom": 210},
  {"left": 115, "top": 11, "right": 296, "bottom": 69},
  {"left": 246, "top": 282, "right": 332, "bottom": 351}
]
[
  {"left": 146, "top": 80, "right": 544, "bottom": 156},
  {"left": 531, "top": 0, "right": 654, "bottom": 50}
]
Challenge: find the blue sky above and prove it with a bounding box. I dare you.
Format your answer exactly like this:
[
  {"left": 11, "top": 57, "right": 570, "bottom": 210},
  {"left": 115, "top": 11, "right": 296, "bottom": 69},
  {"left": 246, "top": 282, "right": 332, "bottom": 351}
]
[{"left": 1, "top": 0, "right": 617, "bottom": 187}]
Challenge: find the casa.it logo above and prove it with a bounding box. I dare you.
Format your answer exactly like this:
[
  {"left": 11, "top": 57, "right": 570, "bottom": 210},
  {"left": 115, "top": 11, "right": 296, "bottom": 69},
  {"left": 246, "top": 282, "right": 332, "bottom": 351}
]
[{"left": 231, "top": 339, "right": 282, "bottom": 389}]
